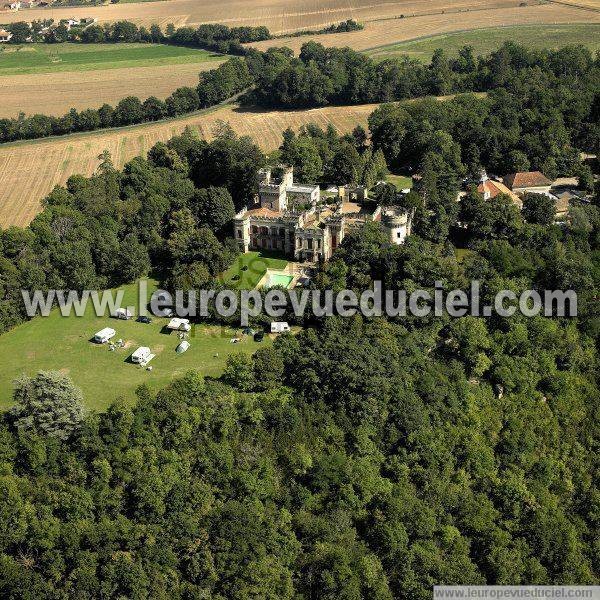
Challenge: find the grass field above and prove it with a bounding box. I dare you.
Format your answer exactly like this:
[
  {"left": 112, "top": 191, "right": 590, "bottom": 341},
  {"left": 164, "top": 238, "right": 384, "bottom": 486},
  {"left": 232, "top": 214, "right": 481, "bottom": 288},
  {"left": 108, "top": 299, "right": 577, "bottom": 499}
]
[
  {"left": 387, "top": 173, "right": 413, "bottom": 190},
  {"left": 366, "top": 23, "right": 600, "bottom": 60},
  {"left": 0, "top": 102, "right": 380, "bottom": 227},
  {"left": 222, "top": 252, "right": 289, "bottom": 290},
  {"left": 0, "top": 43, "right": 223, "bottom": 76},
  {"left": 0, "top": 43, "right": 225, "bottom": 118},
  {"left": 0, "top": 279, "right": 272, "bottom": 411},
  {"left": 248, "top": 2, "right": 600, "bottom": 53}
]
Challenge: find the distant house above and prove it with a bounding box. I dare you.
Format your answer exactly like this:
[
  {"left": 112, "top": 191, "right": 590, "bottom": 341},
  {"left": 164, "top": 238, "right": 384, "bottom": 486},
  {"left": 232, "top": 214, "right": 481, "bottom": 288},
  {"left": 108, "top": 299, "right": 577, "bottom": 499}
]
[
  {"left": 554, "top": 191, "right": 576, "bottom": 220},
  {"left": 0, "top": 29, "right": 12, "bottom": 42},
  {"left": 477, "top": 171, "right": 522, "bottom": 208},
  {"left": 504, "top": 171, "right": 553, "bottom": 196},
  {"left": 94, "top": 327, "right": 115, "bottom": 344},
  {"left": 3, "top": 1, "right": 21, "bottom": 10}
]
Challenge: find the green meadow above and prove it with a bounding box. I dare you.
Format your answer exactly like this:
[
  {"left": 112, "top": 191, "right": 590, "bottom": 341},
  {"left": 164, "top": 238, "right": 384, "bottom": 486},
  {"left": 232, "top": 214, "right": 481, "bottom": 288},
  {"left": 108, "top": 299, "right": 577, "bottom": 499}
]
[
  {"left": 366, "top": 24, "right": 600, "bottom": 62},
  {"left": 0, "top": 42, "right": 223, "bottom": 75},
  {"left": 0, "top": 279, "right": 272, "bottom": 411},
  {"left": 387, "top": 173, "right": 413, "bottom": 190}
]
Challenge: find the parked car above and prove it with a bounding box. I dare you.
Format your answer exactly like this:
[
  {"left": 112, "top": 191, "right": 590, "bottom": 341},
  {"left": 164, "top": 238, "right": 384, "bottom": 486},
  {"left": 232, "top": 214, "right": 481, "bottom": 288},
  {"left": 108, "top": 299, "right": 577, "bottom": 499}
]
[
  {"left": 137, "top": 315, "right": 152, "bottom": 324},
  {"left": 253, "top": 330, "right": 264, "bottom": 342}
]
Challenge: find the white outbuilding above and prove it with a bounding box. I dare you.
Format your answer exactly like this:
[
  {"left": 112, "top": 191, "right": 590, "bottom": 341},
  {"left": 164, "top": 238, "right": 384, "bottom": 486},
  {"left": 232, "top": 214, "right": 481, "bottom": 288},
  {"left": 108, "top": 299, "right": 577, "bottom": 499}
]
[
  {"left": 113, "top": 307, "right": 132, "bottom": 320},
  {"left": 271, "top": 321, "right": 290, "bottom": 334},
  {"left": 167, "top": 317, "right": 191, "bottom": 332},
  {"left": 94, "top": 327, "right": 115, "bottom": 344}
]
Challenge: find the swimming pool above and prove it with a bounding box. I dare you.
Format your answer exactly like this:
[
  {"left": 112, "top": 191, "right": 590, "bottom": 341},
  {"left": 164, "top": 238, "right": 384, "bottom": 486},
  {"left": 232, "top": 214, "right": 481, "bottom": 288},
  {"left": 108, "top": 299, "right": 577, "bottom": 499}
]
[{"left": 264, "top": 273, "right": 294, "bottom": 288}]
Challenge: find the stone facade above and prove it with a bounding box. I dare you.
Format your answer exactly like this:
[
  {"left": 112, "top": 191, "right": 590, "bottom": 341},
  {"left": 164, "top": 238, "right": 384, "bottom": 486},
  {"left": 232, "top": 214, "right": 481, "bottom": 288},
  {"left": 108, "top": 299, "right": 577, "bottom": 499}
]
[{"left": 233, "top": 166, "right": 413, "bottom": 262}]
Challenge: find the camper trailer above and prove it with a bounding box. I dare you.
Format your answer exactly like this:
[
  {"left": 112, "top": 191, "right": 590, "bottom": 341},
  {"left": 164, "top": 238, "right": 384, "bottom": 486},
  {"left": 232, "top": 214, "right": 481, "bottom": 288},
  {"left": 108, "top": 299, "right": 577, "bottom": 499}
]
[
  {"left": 167, "top": 317, "right": 191, "bottom": 332},
  {"left": 131, "top": 346, "right": 152, "bottom": 365},
  {"left": 94, "top": 327, "right": 116, "bottom": 344},
  {"left": 271, "top": 322, "right": 290, "bottom": 334}
]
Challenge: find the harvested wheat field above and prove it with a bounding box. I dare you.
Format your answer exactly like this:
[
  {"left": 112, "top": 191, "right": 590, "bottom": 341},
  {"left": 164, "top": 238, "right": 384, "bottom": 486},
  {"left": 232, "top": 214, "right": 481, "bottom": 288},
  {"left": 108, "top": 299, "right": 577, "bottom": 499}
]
[
  {"left": 0, "top": 102, "right": 378, "bottom": 227},
  {"left": 0, "top": 0, "right": 545, "bottom": 33},
  {"left": 248, "top": 2, "right": 600, "bottom": 53},
  {"left": 551, "top": 0, "right": 600, "bottom": 10},
  {"left": 0, "top": 61, "right": 225, "bottom": 118}
]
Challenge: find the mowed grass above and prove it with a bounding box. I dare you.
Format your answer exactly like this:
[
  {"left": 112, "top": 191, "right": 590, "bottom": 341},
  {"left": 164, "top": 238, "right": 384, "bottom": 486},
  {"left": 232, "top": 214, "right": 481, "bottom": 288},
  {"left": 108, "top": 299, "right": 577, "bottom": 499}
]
[
  {"left": 0, "top": 279, "right": 271, "bottom": 411},
  {"left": 366, "top": 24, "right": 600, "bottom": 62},
  {"left": 0, "top": 43, "right": 223, "bottom": 75},
  {"left": 222, "top": 251, "right": 289, "bottom": 290},
  {"left": 387, "top": 173, "right": 413, "bottom": 190}
]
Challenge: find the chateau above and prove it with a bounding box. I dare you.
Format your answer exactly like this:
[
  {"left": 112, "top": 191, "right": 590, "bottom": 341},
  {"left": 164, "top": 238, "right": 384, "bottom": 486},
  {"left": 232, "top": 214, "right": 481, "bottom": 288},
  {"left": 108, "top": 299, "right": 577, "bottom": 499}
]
[{"left": 233, "top": 166, "right": 414, "bottom": 262}]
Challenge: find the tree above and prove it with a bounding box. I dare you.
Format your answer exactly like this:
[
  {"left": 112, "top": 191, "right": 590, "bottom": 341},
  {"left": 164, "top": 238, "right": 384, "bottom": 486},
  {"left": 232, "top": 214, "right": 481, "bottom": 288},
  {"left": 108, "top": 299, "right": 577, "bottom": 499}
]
[
  {"left": 118, "top": 234, "right": 150, "bottom": 282},
  {"left": 326, "top": 143, "right": 361, "bottom": 185},
  {"left": 10, "top": 371, "right": 85, "bottom": 440},
  {"left": 142, "top": 97, "right": 167, "bottom": 122},
  {"left": 575, "top": 164, "right": 594, "bottom": 193},
  {"left": 253, "top": 346, "right": 284, "bottom": 390},
  {"left": 81, "top": 24, "right": 105, "bottom": 43},
  {"left": 522, "top": 193, "right": 556, "bottom": 225},
  {"left": 191, "top": 187, "right": 235, "bottom": 233},
  {"left": 280, "top": 136, "right": 323, "bottom": 184},
  {"left": 222, "top": 352, "right": 255, "bottom": 391},
  {"left": 113, "top": 96, "right": 144, "bottom": 126},
  {"left": 166, "top": 87, "right": 200, "bottom": 117},
  {"left": 8, "top": 22, "right": 31, "bottom": 44}
]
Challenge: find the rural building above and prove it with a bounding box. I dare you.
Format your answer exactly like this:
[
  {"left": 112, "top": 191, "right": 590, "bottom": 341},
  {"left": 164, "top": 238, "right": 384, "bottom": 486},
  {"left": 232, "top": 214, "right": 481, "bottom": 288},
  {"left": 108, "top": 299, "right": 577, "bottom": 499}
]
[
  {"left": 94, "top": 327, "right": 115, "bottom": 344},
  {"left": 271, "top": 322, "right": 290, "bottom": 333},
  {"left": 167, "top": 317, "right": 191, "bottom": 332},
  {"left": 2, "top": 1, "right": 20, "bottom": 10},
  {"left": 477, "top": 171, "right": 522, "bottom": 207},
  {"left": 131, "top": 346, "right": 152, "bottom": 364},
  {"left": 234, "top": 166, "right": 413, "bottom": 262},
  {"left": 0, "top": 29, "right": 12, "bottom": 42},
  {"left": 504, "top": 171, "right": 553, "bottom": 196}
]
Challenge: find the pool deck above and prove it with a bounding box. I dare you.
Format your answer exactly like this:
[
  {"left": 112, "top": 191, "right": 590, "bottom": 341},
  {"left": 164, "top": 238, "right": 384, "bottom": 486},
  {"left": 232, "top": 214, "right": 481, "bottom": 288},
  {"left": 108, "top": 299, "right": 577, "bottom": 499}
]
[{"left": 257, "top": 263, "right": 304, "bottom": 290}]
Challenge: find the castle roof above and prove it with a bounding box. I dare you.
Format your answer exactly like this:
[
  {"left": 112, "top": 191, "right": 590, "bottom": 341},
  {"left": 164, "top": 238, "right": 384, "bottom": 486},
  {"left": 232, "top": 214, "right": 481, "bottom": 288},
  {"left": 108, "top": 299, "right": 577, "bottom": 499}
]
[
  {"left": 246, "top": 207, "right": 282, "bottom": 218},
  {"left": 504, "top": 171, "right": 552, "bottom": 190}
]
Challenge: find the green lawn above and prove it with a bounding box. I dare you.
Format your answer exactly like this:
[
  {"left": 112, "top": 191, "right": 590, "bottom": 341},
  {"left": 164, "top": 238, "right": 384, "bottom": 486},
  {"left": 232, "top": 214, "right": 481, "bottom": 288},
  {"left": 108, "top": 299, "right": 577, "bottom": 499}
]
[
  {"left": 221, "top": 251, "right": 289, "bottom": 290},
  {"left": 0, "top": 43, "right": 224, "bottom": 75},
  {"left": 366, "top": 24, "right": 600, "bottom": 62},
  {"left": 455, "top": 248, "right": 476, "bottom": 263},
  {"left": 0, "top": 279, "right": 271, "bottom": 412},
  {"left": 387, "top": 173, "right": 413, "bottom": 190}
]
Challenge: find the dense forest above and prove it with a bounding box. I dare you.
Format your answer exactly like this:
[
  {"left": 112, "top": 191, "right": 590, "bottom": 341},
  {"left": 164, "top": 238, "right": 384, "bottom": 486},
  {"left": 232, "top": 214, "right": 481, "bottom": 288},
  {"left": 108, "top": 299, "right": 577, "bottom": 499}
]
[
  {"left": 2, "top": 37, "right": 599, "bottom": 147},
  {"left": 0, "top": 40, "right": 599, "bottom": 597}
]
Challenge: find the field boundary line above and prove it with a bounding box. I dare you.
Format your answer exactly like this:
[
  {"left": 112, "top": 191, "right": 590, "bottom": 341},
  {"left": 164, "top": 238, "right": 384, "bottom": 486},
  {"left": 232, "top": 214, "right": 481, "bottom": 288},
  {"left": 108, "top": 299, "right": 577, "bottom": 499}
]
[{"left": 547, "top": 0, "right": 600, "bottom": 12}]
